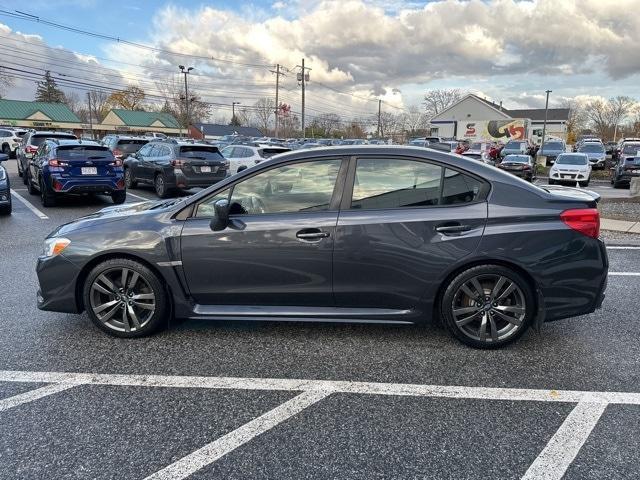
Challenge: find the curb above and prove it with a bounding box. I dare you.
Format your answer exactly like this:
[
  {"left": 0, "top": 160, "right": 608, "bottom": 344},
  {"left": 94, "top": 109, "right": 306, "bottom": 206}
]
[{"left": 601, "top": 218, "right": 640, "bottom": 234}]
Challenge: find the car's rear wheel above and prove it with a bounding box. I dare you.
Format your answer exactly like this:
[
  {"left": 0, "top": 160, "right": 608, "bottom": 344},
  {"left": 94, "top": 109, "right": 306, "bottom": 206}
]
[
  {"left": 39, "top": 177, "right": 56, "bottom": 207},
  {"left": 124, "top": 168, "right": 137, "bottom": 188},
  {"left": 440, "top": 265, "right": 534, "bottom": 349},
  {"left": 16, "top": 159, "right": 23, "bottom": 177},
  {"left": 154, "top": 173, "right": 171, "bottom": 198},
  {"left": 111, "top": 190, "right": 126, "bottom": 204},
  {"left": 83, "top": 258, "right": 168, "bottom": 338}
]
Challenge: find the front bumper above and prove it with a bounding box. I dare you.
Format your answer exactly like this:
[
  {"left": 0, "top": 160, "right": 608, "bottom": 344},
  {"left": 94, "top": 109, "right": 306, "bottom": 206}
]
[{"left": 36, "top": 253, "right": 82, "bottom": 313}]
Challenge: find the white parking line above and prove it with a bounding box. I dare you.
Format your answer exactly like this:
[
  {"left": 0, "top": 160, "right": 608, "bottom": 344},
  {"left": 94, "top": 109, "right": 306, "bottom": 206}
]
[
  {"left": 607, "top": 246, "right": 640, "bottom": 250},
  {"left": 609, "top": 272, "right": 640, "bottom": 276},
  {"left": 521, "top": 398, "right": 608, "bottom": 480},
  {"left": 144, "top": 390, "right": 330, "bottom": 480},
  {"left": 126, "top": 191, "right": 152, "bottom": 201},
  {"left": 10, "top": 189, "right": 48, "bottom": 219},
  {"left": 0, "top": 383, "right": 79, "bottom": 412},
  {"left": 0, "top": 370, "right": 639, "bottom": 405}
]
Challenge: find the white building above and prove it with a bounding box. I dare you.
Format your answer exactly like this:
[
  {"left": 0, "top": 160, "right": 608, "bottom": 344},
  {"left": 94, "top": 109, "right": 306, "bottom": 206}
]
[{"left": 429, "top": 94, "right": 569, "bottom": 143}]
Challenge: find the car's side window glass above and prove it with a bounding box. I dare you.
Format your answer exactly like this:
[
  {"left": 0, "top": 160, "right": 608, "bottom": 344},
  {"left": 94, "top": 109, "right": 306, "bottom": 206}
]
[
  {"left": 137, "top": 144, "right": 151, "bottom": 157},
  {"left": 441, "top": 168, "right": 485, "bottom": 205},
  {"left": 228, "top": 159, "right": 342, "bottom": 215},
  {"left": 351, "top": 158, "right": 443, "bottom": 209},
  {"left": 242, "top": 148, "right": 253, "bottom": 158},
  {"left": 195, "top": 188, "right": 231, "bottom": 217}
]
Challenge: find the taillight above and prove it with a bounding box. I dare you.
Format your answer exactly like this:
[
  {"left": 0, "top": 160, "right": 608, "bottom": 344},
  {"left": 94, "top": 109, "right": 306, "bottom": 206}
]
[
  {"left": 110, "top": 159, "right": 123, "bottom": 167},
  {"left": 171, "top": 159, "right": 185, "bottom": 167},
  {"left": 48, "top": 159, "right": 68, "bottom": 167},
  {"left": 523, "top": 165, "right": 531, "bottom": 170},
  {"left": 560, "top": 208, "right": 600, "bottom": 239},
  {"left": 26, "top": 145, "right": 38, "bottom": 154}
]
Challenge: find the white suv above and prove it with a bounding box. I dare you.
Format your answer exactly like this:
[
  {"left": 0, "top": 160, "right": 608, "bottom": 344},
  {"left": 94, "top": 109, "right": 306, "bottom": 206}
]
[
  {"left": 221, "top": 144, "right": 290, "bottom": 175},
  {"left": 0, "top": 128, "right": 28, "bottom": 158},
  {"left": 549, "top": 153, "right": 592, "bottom": 187}
]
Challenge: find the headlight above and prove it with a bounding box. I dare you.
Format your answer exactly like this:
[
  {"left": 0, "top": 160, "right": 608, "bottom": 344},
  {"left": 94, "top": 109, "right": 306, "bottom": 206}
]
[
  {"left": 43, "top": 237, "right": 71, "bottom": 257},
  {"left": 0, "top": 168, "right": 5, "bottom": 181}
]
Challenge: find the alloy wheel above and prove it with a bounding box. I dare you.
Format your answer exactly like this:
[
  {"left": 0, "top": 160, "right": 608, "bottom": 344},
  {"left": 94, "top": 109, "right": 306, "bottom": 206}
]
[
  {"left": 451, "top": 274, "right": 526, "bottom": 344},
  {"left": 89, "top": 267, "right": 156, "bottom": 333}
]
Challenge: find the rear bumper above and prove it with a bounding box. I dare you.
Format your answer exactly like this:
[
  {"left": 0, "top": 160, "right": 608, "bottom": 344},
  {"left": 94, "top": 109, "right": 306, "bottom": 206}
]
[
  {"left": 48, "top": 175, "right": 125, "bottom": 194},
  {"left": 173, "top": 170, "right": 228, "bottom": 189}
]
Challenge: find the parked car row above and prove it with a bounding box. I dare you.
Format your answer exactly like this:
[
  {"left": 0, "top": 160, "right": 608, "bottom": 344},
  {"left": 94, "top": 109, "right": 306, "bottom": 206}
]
[{"left": 0, "top": 126, "right": 28, "bottom": 158}]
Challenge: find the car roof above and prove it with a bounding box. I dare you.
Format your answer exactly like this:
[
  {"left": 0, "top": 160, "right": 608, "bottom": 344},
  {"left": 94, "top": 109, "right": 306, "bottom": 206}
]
[
  {"left": 32, "top": 131, "right": 76, "bottom": 137},
  {"left": 48, "top": 139, "right": 103, "bottom": 147}
]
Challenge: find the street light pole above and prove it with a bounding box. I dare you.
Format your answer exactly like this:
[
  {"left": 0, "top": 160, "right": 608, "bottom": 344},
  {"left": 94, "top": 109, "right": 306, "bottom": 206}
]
[
  {"left": 179, "top": 65, "right": 193, "bottom": 135},
  {"left": 232, "top": 101, "right": 241, "bottom": 123},
  {"left": 541, "top": 89, "right": 552, "bottom": 146}
]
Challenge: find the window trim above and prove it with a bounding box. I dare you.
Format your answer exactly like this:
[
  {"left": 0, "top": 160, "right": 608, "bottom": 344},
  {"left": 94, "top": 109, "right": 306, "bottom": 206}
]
[
  {"left": 342, "top": 155, "right": 490, "bottom": 211},
  {"left": 188, "top": 156, "right": 349, "bottom": 219}
]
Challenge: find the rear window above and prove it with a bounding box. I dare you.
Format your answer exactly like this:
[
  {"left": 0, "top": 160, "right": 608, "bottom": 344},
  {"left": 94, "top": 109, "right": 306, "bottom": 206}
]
[
  {"left": 543, "top": 142, "right": 564, "bottom": 149},
  {"left": 503, "top": 155, "right": 529, "bottom": 163},
  {"left": 579, "top": 144, "right": 604, "bottom": 153},
  {"left": 505, "top": 141, "right": 525, "bottom": 149},
  {"left": 116, "top": 139, "right": 149, "bottom": 154},
  {"left": 56, "top": 146, "right": 114, "bottom": 160},
  {"left": 622, "top": 144, "right": 640, "bottom": 155},
  {"left": 31, "top": 134, "right": 76, "bottom": 147},
  {"left": 259, "top": 148, "right": 289, "bottom": 158},
  {"left": 178, "top": 146, "right": 223, "bottom": 160}
]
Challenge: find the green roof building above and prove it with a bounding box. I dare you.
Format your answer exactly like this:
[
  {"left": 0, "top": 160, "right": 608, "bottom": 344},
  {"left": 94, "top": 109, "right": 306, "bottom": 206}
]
[
  {"left": 101, "top": 109, "right": 182, "bottom": 134},
  {"left": 0, "top": 99, "right": 82, "bottom": 129}
]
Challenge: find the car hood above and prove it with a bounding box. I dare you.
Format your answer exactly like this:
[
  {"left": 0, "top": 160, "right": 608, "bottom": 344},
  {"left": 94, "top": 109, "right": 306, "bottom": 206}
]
[
  {"left": 540, "top": 148, "right": 564, "bottom": 155},
  {"left": 541, "top": 184, "right": 601, "bottom": 203},
  {"left": 552, "top": 164, "right": 589, "bottom": 171},
  {"left": 582, "top": 152, "right": 605, "bottom": 159},
  {"left": 49, "top": 199, "right": 181, "bottom": 236}
]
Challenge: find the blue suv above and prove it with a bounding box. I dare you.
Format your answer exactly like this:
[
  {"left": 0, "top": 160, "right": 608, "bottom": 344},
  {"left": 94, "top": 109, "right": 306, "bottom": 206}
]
[{"left": 26, "top": 139, "right": 126, "bottom": 207}]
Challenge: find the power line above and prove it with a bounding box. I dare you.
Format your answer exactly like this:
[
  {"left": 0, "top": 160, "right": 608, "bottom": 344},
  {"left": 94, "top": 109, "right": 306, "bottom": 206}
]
[{"left": 1, "top": 9, "right": 275, "bottom": 69}]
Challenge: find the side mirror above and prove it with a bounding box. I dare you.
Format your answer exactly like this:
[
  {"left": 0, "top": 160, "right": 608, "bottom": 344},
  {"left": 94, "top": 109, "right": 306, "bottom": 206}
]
[
  {"left": 210, "top": 199, "right": 230, "bottom": 231},
  {"left": 0, "top": 153, "right": 7, "bottom": 162}
]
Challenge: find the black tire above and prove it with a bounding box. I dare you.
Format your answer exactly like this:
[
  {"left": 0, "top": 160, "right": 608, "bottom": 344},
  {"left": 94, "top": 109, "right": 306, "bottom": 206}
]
[
  {"left": 154, "top": 172, "right": 171, "bottom": 198},
  {"left": 124, "top": 168, "right": 137, "bottom": 188},
  {"left": 21, "top": 161, "right": 29, "bottom": 184},
  {"left": 17, "top": 159, "right": 23, "bottom": 177},
  {"left": 580, "top": 180, "right": 590, "bottom": 187},
  {"left": 0, "top": 198, "right": 10, "bottom": 215},
  {"left": 39, "top": 177, "right": 56, "bottom": 207},
  {"left": 612, "top": 178, "right": 623, "bottom": 189},
  {"left": 548, "top": 179, "right": 555, "bottom": 185},
  {"left": 111, "top": 190, "right": 127, "bottom": 204},
  {"left": 83, "top": 258, "right": 168, "bottom": 338},
  {"left": 26, "top": 170, "right": 38, "bottom": 195},
  {"left": 1, "top": 144, "right": 10, "bottom": 158},
  {"left": 440, "top": 264, "right": 534, "bottom": 349}
]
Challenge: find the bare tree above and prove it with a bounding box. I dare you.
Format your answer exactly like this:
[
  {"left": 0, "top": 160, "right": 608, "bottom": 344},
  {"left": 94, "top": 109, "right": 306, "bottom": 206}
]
[
  {"left": 280, "top": 112, "right": 300, "bottom": 138},
  {"left": 585, "top": 96, "right": 637, "bottom": 140},
  {"left": 107, "top": 86, "right": 146, "bottom": 110},
  {"left": 584, "top": 98, "right": 611, "bottom": 139},
  {"left": 563, "top": 99, "right": 587, "bottom": 143},
  {"left": 63, "top": 91, "right": 89, "bottom": 122},
  {"left": 402, "top": 105, "right": 429, "bottom": 134},
  {"left": 423, "top": 89, "right": 463, "bottom": 119},
  {"left": 609, "top": 96, "right": 636, "bottom": 140},
  {"left": 156, "top": 79, "right": 212, "bottom": 128},
  {"left": 88, "top": 90, "right": 110, "bottom": 122},
  {"left": 253, "top": 98, "right": 275, "bottom": 133},
  {"left": 312, "top": 113, "right": 342, "bottom": 136},
  {"left": 0, "top": 67, "right": 14, "bottom": 98}
]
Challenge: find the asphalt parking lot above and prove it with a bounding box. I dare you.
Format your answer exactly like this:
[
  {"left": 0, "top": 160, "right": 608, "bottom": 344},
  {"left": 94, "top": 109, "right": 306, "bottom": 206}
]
[{"left": 1, "top": 160, "right": 639, "bottom": 479}]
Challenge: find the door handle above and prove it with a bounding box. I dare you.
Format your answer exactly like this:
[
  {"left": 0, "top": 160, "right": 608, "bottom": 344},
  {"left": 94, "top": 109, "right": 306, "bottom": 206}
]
[
  {"left": 296, "top": 229, "right": 330, "bottom": 240},
  {"left": 435, "top": 224, "right": 472, "bottom": 234}
]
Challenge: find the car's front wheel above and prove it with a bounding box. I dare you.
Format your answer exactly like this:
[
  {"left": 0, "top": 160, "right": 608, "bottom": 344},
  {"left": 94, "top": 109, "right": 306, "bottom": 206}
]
[
  {"left": 83, "top": 258, "right": 168, "bottom": 338},
  {"left": 440, "top": 265, "right": 534, "bottom": 349}
]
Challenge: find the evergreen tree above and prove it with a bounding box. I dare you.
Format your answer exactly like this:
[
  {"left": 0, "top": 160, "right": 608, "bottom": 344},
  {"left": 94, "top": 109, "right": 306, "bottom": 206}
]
[{"left": 35, "top": 71, "right": 66, "bottom": 103}]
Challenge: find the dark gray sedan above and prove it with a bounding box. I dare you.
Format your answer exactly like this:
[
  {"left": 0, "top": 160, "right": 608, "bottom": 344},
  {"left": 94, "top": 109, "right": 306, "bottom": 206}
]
[{"left": 36, "top": 146, "right": 608, "bottom": 348}]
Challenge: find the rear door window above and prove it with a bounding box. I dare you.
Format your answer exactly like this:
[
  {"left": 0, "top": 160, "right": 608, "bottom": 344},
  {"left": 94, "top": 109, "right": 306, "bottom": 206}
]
[
  {"left": 351, "top": 158, "right": 443, "bottom": 209},
  {"left": 441, "top": 168, "right": 486, "bottom": 205},
  {"left": 179, "top": 146, "right": 224, "bottom": 160}
]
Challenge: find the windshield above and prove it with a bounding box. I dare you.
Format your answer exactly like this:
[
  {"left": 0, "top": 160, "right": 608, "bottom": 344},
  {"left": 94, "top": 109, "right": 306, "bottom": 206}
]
[
  {"left": 505, "top": 141, "right": 525, "bottom": 150},
  {"left": 56, "top": 146, "right": 113, "bottom": 160},
  {"left": 579, "top": 144, "right": 604, "bottom": 153},
  {"left": 543, "top": 142, "right": 563, "bottom": 150},
  {"left": 556, "top": 154, "right": 588, "bottom": 165},
  {"left": 179, "top": 146, "right": 224, "bottom": 160},
  {"left": 469, "top": 143, "right": 484, "bottom": 150}
]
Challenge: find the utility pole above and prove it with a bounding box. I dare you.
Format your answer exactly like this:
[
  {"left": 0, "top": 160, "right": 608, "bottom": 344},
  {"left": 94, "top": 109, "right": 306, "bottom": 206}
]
[
  {"left": 179, "top": 65, "right": 193, "bottom": 135},
  {"left": 86, "top": 91, "right": 93, "bottom": 139},
  {"left": 377, "top": 99, "right": 382, "bottom": 137},
  {"left": 541, "top": 89, "right": 552, "bottom": 146},
  {"left": 270, "top": 64, "right": 285, "bottom": 137},
  {"left": 232, "top": 101, "right": 241, "bottom": 123},
  {"left": 296, "top": 59, "right": 311, "bottom": 138}
]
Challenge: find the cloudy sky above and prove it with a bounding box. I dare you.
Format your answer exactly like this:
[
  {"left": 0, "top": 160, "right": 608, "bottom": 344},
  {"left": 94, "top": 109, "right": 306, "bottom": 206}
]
[{"left": 1, "top": 0, "right": 640, "bottom": 122}]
